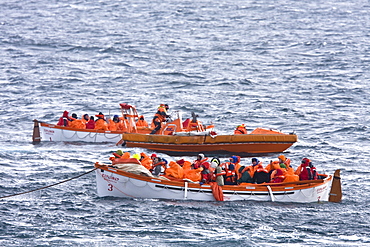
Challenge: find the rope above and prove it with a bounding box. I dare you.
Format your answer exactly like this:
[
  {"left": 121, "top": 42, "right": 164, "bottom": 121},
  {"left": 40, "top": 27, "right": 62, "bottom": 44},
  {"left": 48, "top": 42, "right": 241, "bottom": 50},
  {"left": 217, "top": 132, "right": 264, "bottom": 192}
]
[{"left": 0, "top": 165, "right": 104, "bottom": 200}]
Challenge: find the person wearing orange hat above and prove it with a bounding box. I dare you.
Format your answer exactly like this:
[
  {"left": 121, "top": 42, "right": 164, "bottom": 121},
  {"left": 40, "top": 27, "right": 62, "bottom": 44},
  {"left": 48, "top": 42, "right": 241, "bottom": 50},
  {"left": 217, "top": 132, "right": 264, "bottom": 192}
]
[{"left": 278, "top": 154, "right": 292, "bottom": 169}]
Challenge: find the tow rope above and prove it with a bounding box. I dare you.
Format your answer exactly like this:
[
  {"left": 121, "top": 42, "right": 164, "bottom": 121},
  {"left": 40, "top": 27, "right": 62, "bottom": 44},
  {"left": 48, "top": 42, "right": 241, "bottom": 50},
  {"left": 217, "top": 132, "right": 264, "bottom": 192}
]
[{"left": 0, "top": 165, "right": 103, "bottom": 200}]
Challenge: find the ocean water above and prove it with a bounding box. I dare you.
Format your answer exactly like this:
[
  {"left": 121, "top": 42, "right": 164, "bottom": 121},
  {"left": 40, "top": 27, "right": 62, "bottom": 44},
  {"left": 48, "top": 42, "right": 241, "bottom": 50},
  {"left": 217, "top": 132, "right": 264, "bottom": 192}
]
[{"left": 1, "top": 0, "right": 369, "bottom": 246}]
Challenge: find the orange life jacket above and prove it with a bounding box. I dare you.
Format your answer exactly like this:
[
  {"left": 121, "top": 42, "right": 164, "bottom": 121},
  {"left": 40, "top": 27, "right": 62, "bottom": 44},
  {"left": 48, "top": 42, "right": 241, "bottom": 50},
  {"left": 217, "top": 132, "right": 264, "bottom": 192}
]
[
  {"left": 234, "top": 126, "right": 247, "bottom": 134},
  {"left": 224, "top": 169, "right": 236, "bottom": 183},
  {"left": 69, "top": 119, "right": 86, "bottom": 129},
  {"left": 240, "top": 162, "right": 262, "bottom": 179},
  {"left": 136, "top": 119, "right": 148, "bottom": 127},
  {"left": 108, "top": 119, "right": 118, "bottom": 131},
  {"left": 265, "top": 161, "right": 281, "bottom": 173},
  {"left": 136, "top": 116, "right": 148, "bottom": 127},
  {"left": 165, "top": 161, "right": 184, "bottom": 179},
  {"left": 154, "top": 107, "right": 167, "bottom": 122},
  {"left": 95, "top": 118, "right": 108, "bottom": 130},
  {"left": 283, "top": 168, "right": 299, "bottom": 182},
  {"left": 139, "top": 153, "right": 152, "bottom": 170},
  {"left": 255, "top": 164, "right": 268, "bottom": 173}
]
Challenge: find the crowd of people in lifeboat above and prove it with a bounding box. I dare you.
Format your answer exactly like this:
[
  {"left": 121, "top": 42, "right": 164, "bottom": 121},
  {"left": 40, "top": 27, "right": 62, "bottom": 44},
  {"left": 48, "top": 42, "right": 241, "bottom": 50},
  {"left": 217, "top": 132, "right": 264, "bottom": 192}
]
[
  {"left": 56, "top": 110, "right": 149, "bottom": 131},
  {"left": 56, "top": 104, "right": 204, "bottom": 135},
  {"left": 110, "top": 150, "right": 319, "bottom": 185}
]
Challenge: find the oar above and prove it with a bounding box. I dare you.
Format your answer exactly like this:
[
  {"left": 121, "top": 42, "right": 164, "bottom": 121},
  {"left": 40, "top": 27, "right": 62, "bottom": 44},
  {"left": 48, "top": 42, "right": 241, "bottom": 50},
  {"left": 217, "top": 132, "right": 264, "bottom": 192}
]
[{"left": 329, "top": 169, "right": 342, "bottom": 202}]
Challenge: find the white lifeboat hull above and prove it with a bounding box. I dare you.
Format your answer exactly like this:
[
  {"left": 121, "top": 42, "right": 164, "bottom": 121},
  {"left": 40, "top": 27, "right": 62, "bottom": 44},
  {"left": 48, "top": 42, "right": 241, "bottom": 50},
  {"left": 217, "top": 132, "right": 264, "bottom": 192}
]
[
  {"left": 95, "top": 162, "right": 334, "bottom": 203},
  {"left": 38, "top": 122, "right": 123, "bottom": 143}
]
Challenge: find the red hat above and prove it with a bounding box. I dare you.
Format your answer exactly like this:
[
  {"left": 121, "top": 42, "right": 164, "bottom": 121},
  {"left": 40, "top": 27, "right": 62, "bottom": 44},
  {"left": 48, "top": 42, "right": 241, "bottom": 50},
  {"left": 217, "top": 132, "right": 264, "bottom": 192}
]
[{"left": 151, "top": 154, "right": 157, "bottom": 158}]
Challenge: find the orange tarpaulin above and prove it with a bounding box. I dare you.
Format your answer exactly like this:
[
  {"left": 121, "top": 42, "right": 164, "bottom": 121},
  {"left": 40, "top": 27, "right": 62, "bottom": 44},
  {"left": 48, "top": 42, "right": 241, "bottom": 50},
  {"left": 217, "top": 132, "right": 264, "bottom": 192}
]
[{"left": 210, "top": 182, "right": 224, "bottom": 201}]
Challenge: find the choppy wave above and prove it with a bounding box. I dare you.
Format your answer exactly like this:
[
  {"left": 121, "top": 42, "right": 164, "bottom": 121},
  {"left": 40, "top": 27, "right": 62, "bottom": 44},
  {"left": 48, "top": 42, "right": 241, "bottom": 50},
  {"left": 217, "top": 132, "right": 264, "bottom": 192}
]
[{"left": 1, "top": 0, "right": 370, "bottom": 246}]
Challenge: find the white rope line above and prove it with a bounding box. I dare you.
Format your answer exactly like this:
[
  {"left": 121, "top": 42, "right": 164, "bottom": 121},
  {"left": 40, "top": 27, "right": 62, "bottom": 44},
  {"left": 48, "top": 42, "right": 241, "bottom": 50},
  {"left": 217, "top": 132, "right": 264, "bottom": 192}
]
[{"left": 60, "top": 129, "right": 122, "bottom": 141}]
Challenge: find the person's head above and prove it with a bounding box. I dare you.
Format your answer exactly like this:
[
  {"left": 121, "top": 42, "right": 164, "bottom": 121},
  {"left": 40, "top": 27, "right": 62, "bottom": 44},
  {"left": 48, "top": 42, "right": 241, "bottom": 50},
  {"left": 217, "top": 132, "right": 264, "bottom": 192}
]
[
  {"left": 237, "top": 124, "right": 245, "bottom": 129},
  {"left": 251, "top": 158, "right": 259, "bottom": 166},
  {"left": 301, "top": 158, "right": 310, "bottom": 166},
  {"left": 151, "top": 154, "right": 157, "bottom": 160},
  {"left": 164, "top": 104, "right": 169, "bottom": 111},
  {"left": 90, "top": 116, "right": 94, "bottom": 121},
  {"left": 71, "top": 113, "right": 78, "bottom": 119},
  {"left": 113, "top": 115, "right": 119, "bottom": 122},
  {"left": 230, "top": 156, "right": 238, "bottom": 164},
  {"left": 278, "top": 155, "right": 286, "bottom": 162},
  {"left": 197, "top": 153, "right": 205, "bottom": 160},
  {"left": 139, "top": 115, "right": 145, "bottom": 120},
  {"left": 83, "top": 114, "right": 89, "bottom": 121}
]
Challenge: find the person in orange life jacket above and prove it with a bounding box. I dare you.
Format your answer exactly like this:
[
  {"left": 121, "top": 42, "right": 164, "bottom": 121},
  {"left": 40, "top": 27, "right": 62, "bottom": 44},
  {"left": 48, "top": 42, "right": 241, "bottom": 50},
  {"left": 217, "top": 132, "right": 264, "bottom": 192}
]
[
  {"left": 278, "top": 155, "right": 288, "bottom": 169},
  {"left": 210, "top": 157, "right": 225, "bottom": 186},
  {"left": 82, "top": 114, "right": 89, "bottom": 124},
  {"left": 234, "top": 124, "right": 247, "bottom": 134},
  {"left": 150, "top": 104, "right": 169, "bottom": 134},
  {"left": 270, "top": 168, "right": 285, "bottom": 183},
  {"left": 223, "top": 156, "right": 238, "bottom": 185},
  {"left": 150, "top": 154, "right": 167, "bottom": 176},
  {"left": 113, "top": 115, "right": 124, "bottom": 129},
  {"left": 232, "top": 155, "right": 242, "bottom": 179},
  {"left": 85, "top": 116, "right": 96, "bottom": 129},
  {"left": 69, "top": 113, "right": 86, "bottom": 129},
  {"left": 268, "top": 154, "right": 290, "bottom": 181},
  {"left": 94, "top": 112, "right": 108, "bottom": 131},
  {"left": 150, "top": 116, "right": 162, "bottom": 134},
  {"left": 265, "top": 159, "right": 281, "bottom": 182},
  {"left": 192, "top": 153, "right": 206, "bottom": 169},
  {"left": 136, "top": 115, "right": 148, "bottom": 127},
  {"left": 57, "top": 110, "right": 72, "bottom": 127},
  {"left": 253, "top": 163, "right": 270, "bottom": 184},
  {"left": 237, "top": 158, "right": 260, "bottom": 184},
  {"left": 192, "top": 153, "right": 211, "bottom": 184},
  {"left": 108, "top": 115, "right": 122, "bottom": 131}
]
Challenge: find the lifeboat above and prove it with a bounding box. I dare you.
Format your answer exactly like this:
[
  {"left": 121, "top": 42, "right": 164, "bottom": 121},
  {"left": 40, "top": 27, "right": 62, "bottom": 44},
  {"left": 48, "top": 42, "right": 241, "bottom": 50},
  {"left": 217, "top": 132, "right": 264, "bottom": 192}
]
[
  {"left": 94, "top": 158, "right": 342, "bottom": 203},
  {"left": 32, "top": 103, "right": 297, "bottom": 157}
]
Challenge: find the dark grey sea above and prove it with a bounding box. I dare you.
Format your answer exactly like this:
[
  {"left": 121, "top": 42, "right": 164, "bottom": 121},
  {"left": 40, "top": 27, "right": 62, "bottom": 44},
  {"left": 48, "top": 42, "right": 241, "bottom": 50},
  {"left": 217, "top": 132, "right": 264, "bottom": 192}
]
[{"left": 0, "top": 0, "right": 369, "bottom": 246}]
